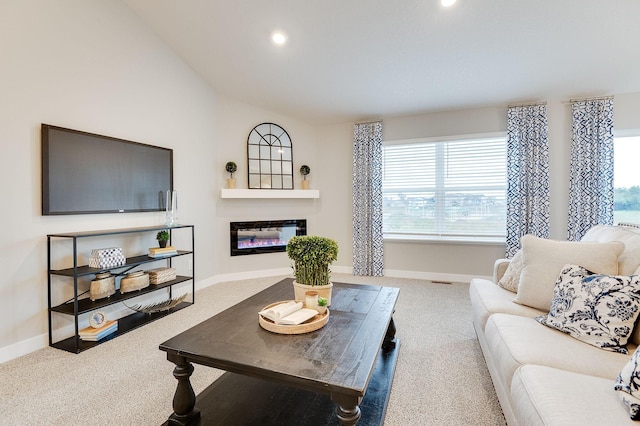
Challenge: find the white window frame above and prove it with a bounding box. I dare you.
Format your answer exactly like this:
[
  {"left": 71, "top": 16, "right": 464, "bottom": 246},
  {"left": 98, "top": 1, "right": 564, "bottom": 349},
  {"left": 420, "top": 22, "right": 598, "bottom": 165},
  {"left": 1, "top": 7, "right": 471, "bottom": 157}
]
[
  {"left": 614, "top": 129, "right": 640, "bottom": 226},
  {"left": 382, "top": 132, "right": 507, "bottom": 244}
]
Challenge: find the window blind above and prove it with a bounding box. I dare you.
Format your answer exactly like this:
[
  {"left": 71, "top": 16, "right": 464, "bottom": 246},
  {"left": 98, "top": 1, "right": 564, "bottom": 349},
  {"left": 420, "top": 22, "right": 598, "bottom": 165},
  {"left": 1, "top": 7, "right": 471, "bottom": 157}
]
[{"left": 382, "top": 137, "right": 507, "bottom": 239}]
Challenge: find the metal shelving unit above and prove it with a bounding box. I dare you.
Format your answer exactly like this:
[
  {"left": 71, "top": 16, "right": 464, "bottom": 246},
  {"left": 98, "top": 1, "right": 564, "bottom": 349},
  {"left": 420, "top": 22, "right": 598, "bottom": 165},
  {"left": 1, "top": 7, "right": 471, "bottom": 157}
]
[{"left": 47, "top": 225, "right": 195, "bottom": 353}]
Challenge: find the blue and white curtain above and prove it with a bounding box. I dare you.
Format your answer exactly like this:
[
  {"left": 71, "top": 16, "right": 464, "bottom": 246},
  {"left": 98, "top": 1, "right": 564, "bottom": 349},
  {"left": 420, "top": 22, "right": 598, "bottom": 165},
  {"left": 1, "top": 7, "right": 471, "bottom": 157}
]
[
  {"left": 567, "top": 97, "right": 614, "bottom": 241},
  {"left": 352, "top": 121, "right": 384, "bottom": 276},
  {"left": 505, "top": 104, "right": 550, "bottom": 257}
]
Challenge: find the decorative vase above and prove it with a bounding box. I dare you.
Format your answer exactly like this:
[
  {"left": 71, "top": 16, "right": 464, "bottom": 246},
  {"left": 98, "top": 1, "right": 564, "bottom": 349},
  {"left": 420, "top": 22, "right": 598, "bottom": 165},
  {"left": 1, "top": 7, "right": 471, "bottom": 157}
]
[
  {"left": 301, "top": 180, "right": 310, "bottom": 190},
  {"left": 165, "top": 190, "right": 178, "bottom": 226},
  {"left": 227, "top": 178, "right": 236, "bottom": 189},
  {"left": 293, "top": 281, "right": 332, "bottom": 306}
]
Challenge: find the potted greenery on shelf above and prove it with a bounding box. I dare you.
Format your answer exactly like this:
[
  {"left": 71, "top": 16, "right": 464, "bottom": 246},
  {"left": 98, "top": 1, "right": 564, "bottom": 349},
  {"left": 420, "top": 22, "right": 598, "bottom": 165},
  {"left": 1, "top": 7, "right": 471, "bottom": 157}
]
[
  {"left": 156, "top": 230, "right": 169, "bottom": 248},
  {"left": 300, "top": 164, "right": 311, "bottom": 190},
  {"left": 225, "top": 161, "right": 238, "bottom": 189},
  {"left": 286, "top": 235, "right": 338, "bottom": 305}
]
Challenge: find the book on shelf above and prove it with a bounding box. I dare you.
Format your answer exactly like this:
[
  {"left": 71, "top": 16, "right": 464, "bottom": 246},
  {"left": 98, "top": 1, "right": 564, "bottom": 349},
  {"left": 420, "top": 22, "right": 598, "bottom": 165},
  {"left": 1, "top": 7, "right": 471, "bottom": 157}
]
[
  {"left": 148, "top": 246, "right": 178, "bottom": 257},
  {"left": 259, "top": 301, "right": 319, "bottom": 325},
  {"left": 79, "top": 320, "right": 118, "bottom": 341}
]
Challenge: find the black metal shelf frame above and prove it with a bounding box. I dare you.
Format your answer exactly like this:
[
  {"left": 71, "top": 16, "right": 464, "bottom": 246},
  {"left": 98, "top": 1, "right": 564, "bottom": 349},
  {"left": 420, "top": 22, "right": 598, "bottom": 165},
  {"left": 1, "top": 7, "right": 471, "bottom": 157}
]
[{"left": 47, "top": 225, "right": 195, "bottom": 353}]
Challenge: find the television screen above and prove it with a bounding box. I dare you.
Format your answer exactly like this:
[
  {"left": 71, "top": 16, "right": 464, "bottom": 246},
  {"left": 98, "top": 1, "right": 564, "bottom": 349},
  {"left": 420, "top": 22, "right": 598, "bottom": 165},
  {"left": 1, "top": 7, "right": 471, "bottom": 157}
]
[{"left": 41, "top": 124, "right": 173, "bottom": 215}]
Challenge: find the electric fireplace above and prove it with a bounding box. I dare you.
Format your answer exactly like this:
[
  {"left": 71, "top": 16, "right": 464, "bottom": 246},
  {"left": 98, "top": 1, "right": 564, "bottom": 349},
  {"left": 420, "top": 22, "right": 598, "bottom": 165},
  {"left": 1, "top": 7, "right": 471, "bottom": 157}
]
[{"left": 230, "top": 219, "right": 307, "bottom": 256}]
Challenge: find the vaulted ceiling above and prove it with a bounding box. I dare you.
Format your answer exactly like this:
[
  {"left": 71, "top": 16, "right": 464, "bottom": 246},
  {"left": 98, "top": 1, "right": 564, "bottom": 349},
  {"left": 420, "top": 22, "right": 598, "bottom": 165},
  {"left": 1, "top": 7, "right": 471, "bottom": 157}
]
[{"left": 122, "top": 0, "right": 640, "bottom": 124}]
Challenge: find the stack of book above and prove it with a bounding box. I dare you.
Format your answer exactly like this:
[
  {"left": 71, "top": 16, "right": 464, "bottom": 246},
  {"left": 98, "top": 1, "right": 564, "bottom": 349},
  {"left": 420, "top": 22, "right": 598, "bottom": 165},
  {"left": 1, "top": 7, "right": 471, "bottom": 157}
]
[
  {"left": 148, "top": 246, "right": 178, "bottom": 258},
  {"left": 79, "top": 320, "right": 118, "bottom": 341}
]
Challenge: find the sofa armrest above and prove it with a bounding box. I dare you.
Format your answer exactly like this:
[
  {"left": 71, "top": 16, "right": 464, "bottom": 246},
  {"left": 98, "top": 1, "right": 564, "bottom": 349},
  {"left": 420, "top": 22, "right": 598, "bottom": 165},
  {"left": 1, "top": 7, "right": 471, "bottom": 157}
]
[{"left": 493, "top": 258, "right": 511, "bottom": 283}]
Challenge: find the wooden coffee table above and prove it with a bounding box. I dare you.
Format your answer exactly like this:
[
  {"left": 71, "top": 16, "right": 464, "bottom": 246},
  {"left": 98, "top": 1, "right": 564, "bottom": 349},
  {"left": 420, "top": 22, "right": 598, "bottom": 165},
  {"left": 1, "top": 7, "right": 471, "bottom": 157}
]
[{"left": 160, "top": 278, "right": 400, "bottom": 425}]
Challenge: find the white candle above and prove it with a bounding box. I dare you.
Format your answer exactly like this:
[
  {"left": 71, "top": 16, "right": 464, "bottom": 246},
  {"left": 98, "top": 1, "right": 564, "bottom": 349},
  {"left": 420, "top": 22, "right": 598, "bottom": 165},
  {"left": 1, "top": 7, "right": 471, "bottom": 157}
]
[{"left": 305, "top": 291, "right": 318, "bottom": 310}]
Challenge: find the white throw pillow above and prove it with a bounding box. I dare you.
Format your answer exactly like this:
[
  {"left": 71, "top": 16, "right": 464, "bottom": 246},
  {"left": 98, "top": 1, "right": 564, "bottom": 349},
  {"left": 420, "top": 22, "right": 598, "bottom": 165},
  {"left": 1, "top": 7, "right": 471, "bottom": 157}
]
[
  {"left": 615, "top": 345, "right": 640, "bottom": 419},
  {"left": 514, "top": 235, "right": 624, "bottom": 311},
  {"left": 497, "top": 250, "right": 523, "bottom": 293},
  {"left": 536, "top": 264, "right": 640, "bottom": 354},
  {"left": 582, "top": 224, "right": 640, "bottom": 275}
]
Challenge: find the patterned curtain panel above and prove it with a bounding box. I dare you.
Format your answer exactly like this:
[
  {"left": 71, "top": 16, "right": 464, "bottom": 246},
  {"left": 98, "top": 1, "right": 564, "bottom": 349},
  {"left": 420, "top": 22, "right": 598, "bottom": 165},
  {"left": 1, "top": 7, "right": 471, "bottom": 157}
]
[
  {"left": 505, "top": 104, "right": 550, "bottom": 257},
  {"left": 352, "top": 121, "right": 384, "bottom": 276},
  {"left": 567, "top": 98, "right": 614, "bottom": 241}
]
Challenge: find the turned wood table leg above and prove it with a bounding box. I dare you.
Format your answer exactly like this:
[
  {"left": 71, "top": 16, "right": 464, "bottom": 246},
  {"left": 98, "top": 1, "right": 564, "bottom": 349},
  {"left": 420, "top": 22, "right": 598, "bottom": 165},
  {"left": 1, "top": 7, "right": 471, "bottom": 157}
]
[
  {"left": 333, "top": 393, "right": 362, "bottom": 425},
  {"left": 166, "top": 354, "right": 200, "bottom": 426},
  {"left": 382, "top": 316, "right": 397, "bottom": 350}
]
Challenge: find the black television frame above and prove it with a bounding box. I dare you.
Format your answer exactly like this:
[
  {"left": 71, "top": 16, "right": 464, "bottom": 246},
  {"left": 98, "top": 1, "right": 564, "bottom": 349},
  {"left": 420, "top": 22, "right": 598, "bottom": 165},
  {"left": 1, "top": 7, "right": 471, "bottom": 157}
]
[{"left": 41, "top": 124, "right": 173, "bottom": 215}]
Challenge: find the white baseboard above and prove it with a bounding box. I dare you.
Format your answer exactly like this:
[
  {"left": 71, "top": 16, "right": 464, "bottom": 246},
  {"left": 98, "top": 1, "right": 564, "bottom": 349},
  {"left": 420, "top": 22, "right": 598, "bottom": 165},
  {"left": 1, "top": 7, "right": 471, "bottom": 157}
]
[
  {"left": 0, "top": 333, "right": 49, "bottom": 364},
  {"left": 0, "top": 267, "right": 485, "bottom": 363},
  {"left": 332, "top": 265, "right": 488, "bottom": 283}
]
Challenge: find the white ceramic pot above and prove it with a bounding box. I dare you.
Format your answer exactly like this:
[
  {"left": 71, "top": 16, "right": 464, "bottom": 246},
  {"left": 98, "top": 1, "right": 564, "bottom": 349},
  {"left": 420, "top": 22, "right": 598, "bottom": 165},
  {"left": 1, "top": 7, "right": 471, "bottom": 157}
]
[{"left": 293, "top": 281, "right": 332, "bottom": 306}]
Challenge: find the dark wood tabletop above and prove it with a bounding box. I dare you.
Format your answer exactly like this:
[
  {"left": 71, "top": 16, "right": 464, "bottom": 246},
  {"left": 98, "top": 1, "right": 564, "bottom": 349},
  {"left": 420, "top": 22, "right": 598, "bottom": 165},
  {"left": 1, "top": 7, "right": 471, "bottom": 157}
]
[{"left": 160, "top": 278, "right": 399, "bottom": 425}]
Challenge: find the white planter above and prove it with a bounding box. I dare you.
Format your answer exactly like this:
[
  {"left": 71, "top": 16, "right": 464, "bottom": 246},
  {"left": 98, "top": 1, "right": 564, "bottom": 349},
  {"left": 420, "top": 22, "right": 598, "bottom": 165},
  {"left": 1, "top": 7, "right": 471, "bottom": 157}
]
[{"left": 293, "top": 281, "right": 333, "bottom": 306}]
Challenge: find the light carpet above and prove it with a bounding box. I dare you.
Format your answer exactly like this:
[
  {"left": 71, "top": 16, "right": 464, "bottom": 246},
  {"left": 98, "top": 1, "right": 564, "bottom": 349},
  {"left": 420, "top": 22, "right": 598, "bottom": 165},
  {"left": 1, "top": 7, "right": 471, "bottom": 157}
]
[{"left": 0, "top": 273, "right": 505, "bottom": 425}]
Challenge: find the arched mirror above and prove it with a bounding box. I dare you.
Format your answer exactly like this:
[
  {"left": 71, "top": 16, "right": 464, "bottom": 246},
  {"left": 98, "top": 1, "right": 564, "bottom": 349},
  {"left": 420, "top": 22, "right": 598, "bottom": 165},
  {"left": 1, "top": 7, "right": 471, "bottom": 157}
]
[{"left": 247, "top": 123, "right": 293, "bottom": 189}]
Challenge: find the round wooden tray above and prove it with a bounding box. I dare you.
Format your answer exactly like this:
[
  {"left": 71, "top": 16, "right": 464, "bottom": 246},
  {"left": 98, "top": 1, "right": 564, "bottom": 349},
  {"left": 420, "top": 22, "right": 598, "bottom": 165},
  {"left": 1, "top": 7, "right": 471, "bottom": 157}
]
[{"left": 258, "top": 301, "right": 329, "bottom": 335}]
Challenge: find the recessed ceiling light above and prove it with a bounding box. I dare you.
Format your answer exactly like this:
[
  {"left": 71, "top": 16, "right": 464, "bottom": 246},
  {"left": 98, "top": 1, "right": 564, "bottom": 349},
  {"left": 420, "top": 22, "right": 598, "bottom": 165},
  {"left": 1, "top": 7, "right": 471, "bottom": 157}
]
[
  {"left": 271, "top": 31, "right": 287, "bottom": 46},
  {"left": 441, "top": 0, "right": 456, "bottom": 7}
]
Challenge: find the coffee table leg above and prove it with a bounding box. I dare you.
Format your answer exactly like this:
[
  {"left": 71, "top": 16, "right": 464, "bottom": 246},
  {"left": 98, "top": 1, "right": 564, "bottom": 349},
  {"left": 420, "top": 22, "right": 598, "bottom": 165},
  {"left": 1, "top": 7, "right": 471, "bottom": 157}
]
[
  {"left": 333, "top": 394, "right": 362, "bottom": 425},
  {"left": 382, "top": 316, "right": 397, "bottom": 350},
  {"left": 166, "top": 354, "right": 201, "bottom": 426}
]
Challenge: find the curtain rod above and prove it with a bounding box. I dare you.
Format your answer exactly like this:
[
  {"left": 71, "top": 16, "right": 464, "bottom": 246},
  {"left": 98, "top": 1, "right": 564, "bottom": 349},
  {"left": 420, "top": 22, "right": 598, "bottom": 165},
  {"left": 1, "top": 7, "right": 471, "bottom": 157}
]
[
  {"left": 507, "top": 101, "right": 547, "bottom": 108},
  {"left": 567, "top": 95, "right": 614, "bottom": 103},
  {"left": 354, "top": 119, "right": 383, "bottom": 125}
]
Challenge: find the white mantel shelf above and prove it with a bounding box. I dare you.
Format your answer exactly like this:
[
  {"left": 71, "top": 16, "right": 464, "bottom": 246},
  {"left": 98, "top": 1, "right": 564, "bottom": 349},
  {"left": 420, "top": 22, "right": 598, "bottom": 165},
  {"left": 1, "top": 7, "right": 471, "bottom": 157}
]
[{"left": 220, "top": 189, "right": 320, "bottom": 199}]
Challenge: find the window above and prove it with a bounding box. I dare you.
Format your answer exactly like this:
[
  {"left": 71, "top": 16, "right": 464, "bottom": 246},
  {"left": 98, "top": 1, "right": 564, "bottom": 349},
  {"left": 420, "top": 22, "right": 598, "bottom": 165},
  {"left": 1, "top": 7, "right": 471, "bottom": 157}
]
[
  {"left": 614, "top": 135, "right": 640, "bottom": 225},
  {"left": 382, "top": 135, "right": 507, "bottom": 241}
]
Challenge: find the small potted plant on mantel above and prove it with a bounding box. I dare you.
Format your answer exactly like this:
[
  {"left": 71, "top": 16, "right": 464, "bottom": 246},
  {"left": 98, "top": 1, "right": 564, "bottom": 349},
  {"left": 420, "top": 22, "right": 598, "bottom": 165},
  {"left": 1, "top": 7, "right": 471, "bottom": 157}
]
[
  {"left": 300, "top": 164, "right": 311, "bottom": 190},
  {"left": 156, "top": 230, "right": 170, "bottom": 248},
  {"left": 286, "top": 235, "right": 338, "bottom": 305},
  {"left": 225, "top": 161, "right": 238, "bottom": 189}
]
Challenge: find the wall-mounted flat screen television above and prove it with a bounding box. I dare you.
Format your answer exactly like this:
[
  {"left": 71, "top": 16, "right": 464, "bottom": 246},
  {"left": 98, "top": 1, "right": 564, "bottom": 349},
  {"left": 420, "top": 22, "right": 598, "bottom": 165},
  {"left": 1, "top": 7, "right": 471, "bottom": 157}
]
[{"left": 41, "top": 124, "right": 173, "bottom": 215}]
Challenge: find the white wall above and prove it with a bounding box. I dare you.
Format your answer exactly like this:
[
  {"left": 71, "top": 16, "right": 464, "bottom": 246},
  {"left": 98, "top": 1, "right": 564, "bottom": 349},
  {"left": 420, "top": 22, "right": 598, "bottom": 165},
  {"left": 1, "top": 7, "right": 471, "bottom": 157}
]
[
  {"left": 315, "top": 95, "right": 640, "bottom": 280},
  {"left": 0, "top": 0, "right": 317, "bottom": 361},
  {"left": 4, "top": 0, "right": 640, "bottom": 362}
]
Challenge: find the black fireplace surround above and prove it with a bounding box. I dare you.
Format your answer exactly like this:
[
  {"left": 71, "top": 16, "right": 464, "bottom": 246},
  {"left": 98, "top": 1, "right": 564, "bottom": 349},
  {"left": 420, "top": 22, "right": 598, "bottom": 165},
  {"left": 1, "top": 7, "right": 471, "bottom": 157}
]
[{"left": 230, "top": 219, "right": 307, "bottom": 256}]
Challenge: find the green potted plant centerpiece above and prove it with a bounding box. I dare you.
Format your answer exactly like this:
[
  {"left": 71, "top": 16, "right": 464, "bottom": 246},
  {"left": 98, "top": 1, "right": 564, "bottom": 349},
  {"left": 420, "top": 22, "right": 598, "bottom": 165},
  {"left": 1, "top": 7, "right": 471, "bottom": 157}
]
[
  {"left": 156, "top": 230, "right": 170, "bottom": 248},
  {"left": 300, "top": 164, "right": 311, "bottom": 190},
  {"left": 225, "top": 161, "right": 238, "bottom": 189},
  {"left": 286, "top": 235, "right": 338, "bottom": 305}
]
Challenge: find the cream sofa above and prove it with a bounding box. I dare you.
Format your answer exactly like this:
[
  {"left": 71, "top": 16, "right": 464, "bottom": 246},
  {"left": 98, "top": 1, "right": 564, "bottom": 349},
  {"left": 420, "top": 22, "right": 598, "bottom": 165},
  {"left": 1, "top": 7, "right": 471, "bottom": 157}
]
[{"left": 470, "top": 224, "right": 640, "bottom": 425}]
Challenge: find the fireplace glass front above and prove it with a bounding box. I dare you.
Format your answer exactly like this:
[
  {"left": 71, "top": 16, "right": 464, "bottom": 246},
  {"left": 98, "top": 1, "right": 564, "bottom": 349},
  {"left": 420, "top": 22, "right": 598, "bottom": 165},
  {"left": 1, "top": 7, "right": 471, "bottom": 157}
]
[{"left": 230, "top": 219, "right": 307, "bottom": 256}]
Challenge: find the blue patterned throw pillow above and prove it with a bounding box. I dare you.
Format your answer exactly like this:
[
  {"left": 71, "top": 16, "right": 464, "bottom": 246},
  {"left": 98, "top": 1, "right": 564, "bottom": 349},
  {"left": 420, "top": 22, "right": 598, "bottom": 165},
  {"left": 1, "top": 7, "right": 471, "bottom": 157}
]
[
  {"left": 615, "top": 346, "right": 640, "bottom": 420},
  {"left": 536, "top": 264, "right": 640, "bottom": 354}
]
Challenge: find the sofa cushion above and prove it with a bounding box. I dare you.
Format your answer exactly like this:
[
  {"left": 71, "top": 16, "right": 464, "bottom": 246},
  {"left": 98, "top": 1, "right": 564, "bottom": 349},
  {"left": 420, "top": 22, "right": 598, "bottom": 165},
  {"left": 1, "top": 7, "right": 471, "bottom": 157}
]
[
  {"left": 497, "top": 250, "right": 522, "bottom": 293},
  {"left": 469, "top": 278, "right": 544, "bottom": 332},
  {"left": 514, "top": 235, "right": 624, "bottom": 311},
  {"left": 512, "top": 365, "right": 636, "bottom": 425},
  {"left": 484, "top": 313, "right": 633, "bottom": 392},
  {"left": 615, "top": 345, "right": 640, "bottom": 420},
  {"left": 582, "top": 224, "right": 640, "bottom": 275},
  {"left": 536, "top": 264, "right": 640, "bottom": 354}
]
